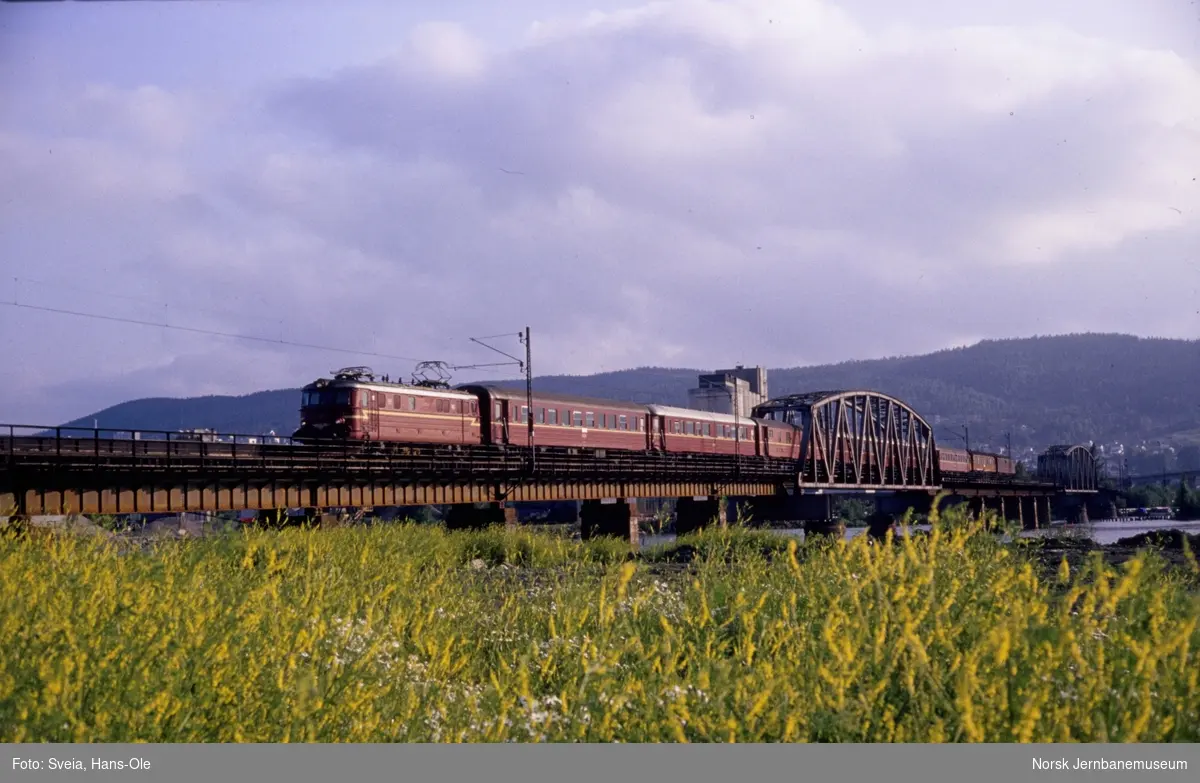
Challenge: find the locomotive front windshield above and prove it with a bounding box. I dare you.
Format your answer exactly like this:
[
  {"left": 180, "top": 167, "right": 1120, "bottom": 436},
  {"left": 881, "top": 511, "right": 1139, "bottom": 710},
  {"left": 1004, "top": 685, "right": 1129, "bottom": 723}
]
[{"left": 302, "top": 389, "right": 353, "bottom": 407}]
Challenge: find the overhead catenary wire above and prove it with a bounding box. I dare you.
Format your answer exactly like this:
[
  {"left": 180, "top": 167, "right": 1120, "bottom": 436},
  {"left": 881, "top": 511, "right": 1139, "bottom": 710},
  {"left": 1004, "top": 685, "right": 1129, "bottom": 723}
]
[
  {"left": 11, "top": 275, "right": 273, "bottom": 327},
  {"left": 1, "top": 302, "right": 427, "bottom": 363},
  {"left": 2, "top": 300, "right": 531, "bottom": 379}
]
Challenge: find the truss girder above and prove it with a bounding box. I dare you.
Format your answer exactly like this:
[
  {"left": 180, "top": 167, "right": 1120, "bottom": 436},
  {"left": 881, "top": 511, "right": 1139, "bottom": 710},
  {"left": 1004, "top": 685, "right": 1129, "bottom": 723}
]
[
  {"left": 1036, "top": 445, "right": 1099, "bottom": 492},
  {"left": 799, "top": 391, "right": 936, "bottom": 489}
]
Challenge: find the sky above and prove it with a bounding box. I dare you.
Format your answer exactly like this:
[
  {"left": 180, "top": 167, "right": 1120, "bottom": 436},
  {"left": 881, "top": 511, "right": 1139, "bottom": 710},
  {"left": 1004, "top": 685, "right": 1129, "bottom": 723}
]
[{"left": 1, "top": 0, "right": 1198, "bottom": 426}]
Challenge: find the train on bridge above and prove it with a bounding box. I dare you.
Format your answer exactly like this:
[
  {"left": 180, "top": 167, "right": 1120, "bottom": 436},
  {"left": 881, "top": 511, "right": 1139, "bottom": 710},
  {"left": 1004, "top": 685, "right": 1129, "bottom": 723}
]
[
  {"left": 5, "top": 367, "right": 1101, "bottom": 521},
  {"left": 293, "top": 367, "right": 1017, "bottom": 485}
]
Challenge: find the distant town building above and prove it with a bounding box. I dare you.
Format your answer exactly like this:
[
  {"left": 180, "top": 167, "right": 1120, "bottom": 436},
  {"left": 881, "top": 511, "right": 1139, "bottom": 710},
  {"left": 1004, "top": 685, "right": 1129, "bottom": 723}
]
[
  {"left": 1177, "top": 445, "right": 1200, "bottom": 472},
  {"left": 1129, "top": 451, "right": 1172, "bottom": 476},
  {"left": 686, "top": 365, "right": 768, "bottom": 417}
]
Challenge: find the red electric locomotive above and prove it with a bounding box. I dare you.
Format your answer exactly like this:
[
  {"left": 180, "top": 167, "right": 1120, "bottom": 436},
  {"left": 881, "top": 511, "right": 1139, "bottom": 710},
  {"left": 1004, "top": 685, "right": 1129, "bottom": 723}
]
[{"left": 294, "top": 367, "right": 482, "bottom": 447}]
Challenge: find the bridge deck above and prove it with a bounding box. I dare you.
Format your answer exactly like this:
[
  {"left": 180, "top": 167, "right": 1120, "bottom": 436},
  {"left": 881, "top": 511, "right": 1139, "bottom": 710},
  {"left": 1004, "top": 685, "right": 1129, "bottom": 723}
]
[{"left": 0, "top": 429, "right": 1091, "bottom": 517}]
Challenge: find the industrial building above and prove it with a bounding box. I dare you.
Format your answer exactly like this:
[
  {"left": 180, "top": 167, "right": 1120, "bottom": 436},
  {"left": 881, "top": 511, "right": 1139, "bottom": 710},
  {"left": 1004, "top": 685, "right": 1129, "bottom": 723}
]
[{"left": 686, "top": 365, "right": 768, "bottom": 417}]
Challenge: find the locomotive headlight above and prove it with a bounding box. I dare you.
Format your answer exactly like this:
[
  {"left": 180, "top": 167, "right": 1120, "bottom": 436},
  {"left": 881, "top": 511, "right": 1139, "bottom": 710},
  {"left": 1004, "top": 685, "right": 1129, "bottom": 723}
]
[{"left": 335, "top": 417, "right": 346, "bottom": 424}]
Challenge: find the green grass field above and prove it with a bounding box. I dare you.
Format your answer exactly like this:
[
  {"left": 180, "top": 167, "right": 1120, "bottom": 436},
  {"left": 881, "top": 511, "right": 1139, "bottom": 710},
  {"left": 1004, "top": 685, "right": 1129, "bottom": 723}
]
[{"left": 2, "top": 504, "right": 1198, "bottom": 742}]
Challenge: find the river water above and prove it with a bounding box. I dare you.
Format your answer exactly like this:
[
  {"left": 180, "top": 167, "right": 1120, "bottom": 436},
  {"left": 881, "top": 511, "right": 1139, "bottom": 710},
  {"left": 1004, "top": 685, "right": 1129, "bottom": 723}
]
[{"left": 640, "top": 518, "right": 1200, "bottom": 549}]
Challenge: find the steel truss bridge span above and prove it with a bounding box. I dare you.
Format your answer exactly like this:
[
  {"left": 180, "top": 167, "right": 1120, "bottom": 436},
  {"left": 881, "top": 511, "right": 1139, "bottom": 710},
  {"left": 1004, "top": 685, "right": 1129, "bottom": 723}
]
[{"left": 755, "top": 390, "right": 937, "bottom": 489}]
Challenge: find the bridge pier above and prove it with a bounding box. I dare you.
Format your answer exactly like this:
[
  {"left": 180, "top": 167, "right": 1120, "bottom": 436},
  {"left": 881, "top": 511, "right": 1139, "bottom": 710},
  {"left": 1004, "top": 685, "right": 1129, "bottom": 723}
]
[
  {"left": 742, "top": 493, "right": 841, "bottom": 527},
  {"left": 866, "top": 491, "right": 935, "bottom": 539},
  {"left": 1023, "top": 496, "right": 1042, "bottom": 530},
  {"left": 444, "top": 502, "right": 516, "bottom": 530},
  {"left": 803, "top": 517, "right": 846, "bottom": 538},
  {"left": 255, "top": 508, "right": 296, "bottom": 527},
  {"left": 1087, "top": 494, "right": 1118, "bottom": 521},
  {"left": 1020, "top": 496, "right": 1054, "bottom": 530},
  {"left": 997, "top": 497, "right": 1027, "bottom": 526},
  {"left": 1052, "top": 495, "right": 1090, "bottom": 525},
  {"left": 674, "top": 496, "right": 728, "bottom": 536},
  {"left": 580, "top": 499, "right": 639, "bottom": 550}
]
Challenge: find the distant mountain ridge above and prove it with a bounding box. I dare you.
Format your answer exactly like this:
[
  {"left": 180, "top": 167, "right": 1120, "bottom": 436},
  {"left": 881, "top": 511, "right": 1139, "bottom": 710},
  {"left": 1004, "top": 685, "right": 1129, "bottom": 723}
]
[{"left": 54, "top": 333, "right": 1200, "bottom": 455}]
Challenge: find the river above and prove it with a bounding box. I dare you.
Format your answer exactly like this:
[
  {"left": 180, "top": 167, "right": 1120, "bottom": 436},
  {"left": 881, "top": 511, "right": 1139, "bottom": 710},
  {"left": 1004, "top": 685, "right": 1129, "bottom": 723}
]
[{"left": 639, "top": 518, "right": 1200, "bottom": 549}]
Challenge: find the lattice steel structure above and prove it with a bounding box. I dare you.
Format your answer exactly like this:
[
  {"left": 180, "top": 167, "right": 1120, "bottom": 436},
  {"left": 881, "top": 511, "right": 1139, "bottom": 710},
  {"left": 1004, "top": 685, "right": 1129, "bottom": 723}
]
[
  {"left": 754, "top": 390, "right": 938, "bottom": 489},
  {"left": 1036, "top": 444, "right": 1100, "bottom": 492}
]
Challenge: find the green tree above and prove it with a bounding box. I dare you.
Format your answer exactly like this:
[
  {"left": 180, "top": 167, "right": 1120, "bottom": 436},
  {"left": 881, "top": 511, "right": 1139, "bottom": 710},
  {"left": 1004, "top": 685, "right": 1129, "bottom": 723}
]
[
  {"left": 1175, "top": 481, "right": 1200, "bottom": 521},
  {"left": 1121, "top": 483, "right": 1175, "bottom": 509}
]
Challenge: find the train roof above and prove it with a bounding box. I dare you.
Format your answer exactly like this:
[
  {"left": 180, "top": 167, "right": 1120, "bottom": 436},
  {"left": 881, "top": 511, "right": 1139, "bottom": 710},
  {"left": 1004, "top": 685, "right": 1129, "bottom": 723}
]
[
  {"left": 456, "top": 384, "right": 653, "bottom": 411},
  {"left": 646, "top": 404, "right": 761, "bottom": 426},
  {"left": 306, "top": 376, "right": 477, "bottom": 398}
]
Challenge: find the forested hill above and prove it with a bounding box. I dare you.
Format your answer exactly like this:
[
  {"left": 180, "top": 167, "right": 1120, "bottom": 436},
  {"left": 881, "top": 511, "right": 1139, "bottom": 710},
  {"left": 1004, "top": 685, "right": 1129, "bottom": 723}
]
[{"left": 58, "top": 334, "right": 1200, "bottom": 454}]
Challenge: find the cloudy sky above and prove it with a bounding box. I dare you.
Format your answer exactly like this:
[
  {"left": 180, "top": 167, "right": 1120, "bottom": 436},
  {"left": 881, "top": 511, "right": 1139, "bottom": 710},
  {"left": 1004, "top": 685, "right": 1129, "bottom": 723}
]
[{"left": 1, "top": 0, "right": 1198, "bottom": 425}]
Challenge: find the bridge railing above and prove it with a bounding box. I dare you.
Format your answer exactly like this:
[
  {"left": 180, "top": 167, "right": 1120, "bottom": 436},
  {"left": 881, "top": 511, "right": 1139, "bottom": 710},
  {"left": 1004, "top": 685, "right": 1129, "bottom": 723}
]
[
  {"left": 1, "top": 423, "right": 798, "bottom": 482},
  {"left": 8, "top": 423, "right": 298, "bottom": 446}
]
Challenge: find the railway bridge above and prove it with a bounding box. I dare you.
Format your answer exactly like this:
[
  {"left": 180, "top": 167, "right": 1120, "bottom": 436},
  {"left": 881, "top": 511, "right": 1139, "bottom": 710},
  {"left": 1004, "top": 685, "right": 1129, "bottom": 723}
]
[{"left": 0, "top": 390, "right": 1102, "bottom": 547}]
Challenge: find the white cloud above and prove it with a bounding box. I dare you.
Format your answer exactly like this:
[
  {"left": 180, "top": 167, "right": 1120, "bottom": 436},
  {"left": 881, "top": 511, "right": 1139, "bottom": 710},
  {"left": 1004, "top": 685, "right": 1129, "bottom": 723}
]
[
  {"left": 405, "top": 21, "right": 488, "bottom": 80},
  {"left": 2, "top": 0, "right": 1199, "bottom": 424}
]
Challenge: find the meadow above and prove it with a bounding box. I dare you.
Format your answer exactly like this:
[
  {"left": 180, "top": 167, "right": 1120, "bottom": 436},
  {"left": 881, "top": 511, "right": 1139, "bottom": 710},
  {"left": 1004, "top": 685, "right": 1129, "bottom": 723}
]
[{"left": 1, "top": 503, "right": 1198, "bottom": 743}]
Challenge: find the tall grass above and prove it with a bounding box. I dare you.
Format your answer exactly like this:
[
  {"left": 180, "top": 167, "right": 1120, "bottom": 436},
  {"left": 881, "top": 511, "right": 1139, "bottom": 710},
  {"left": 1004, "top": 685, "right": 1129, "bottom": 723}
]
[{"left": 1, "top": 505, "right": 1197, "bottom": 742}]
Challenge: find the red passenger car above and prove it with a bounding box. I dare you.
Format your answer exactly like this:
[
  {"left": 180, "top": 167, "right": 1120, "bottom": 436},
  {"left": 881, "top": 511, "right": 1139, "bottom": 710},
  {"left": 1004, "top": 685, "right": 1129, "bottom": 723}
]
[
  {"left": 971, "top": 452, "right": 999, "bottom": 473},
  {"left": 937, "top": 447, "right": 972, "bottom": 474},
  {"left": 935, "top": 447, "right": 1016, "bottom": 476},
  {"left": 457, "top": 385, "right": 650, "bottom": 452},
  {"left": 647, "top": 405, "right": 761, "bottom": 457}
]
